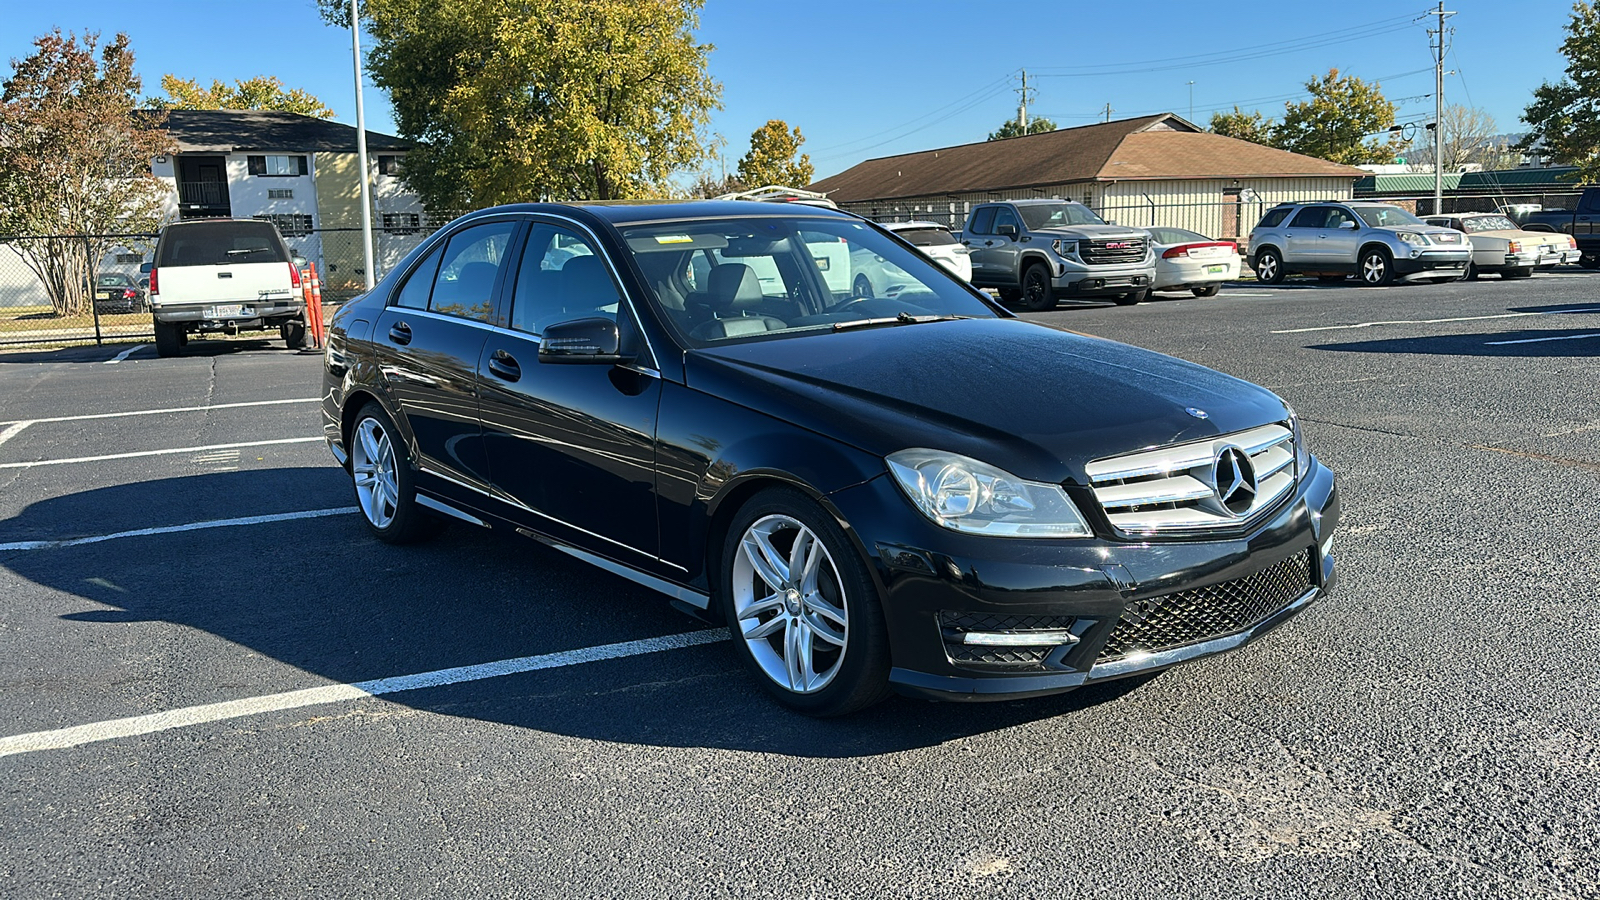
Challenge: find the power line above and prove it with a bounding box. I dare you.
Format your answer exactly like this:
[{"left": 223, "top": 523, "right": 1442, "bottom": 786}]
[
  {"left": 1029, "top": 18, "right": 1422, "bottom": 78},
  {"left": 1026, "top": 13, "right": 1421, "bottom": 72},
  {"left": 809, "top": 74, "right": 1015, "bottom": 157}
]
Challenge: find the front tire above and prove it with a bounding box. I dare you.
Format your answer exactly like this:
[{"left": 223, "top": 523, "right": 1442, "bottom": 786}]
[
  {"left": 719, "top": 487, "right": 891, "bottom": 716},
  {"left": 1503, "top": 267, "right": 1533, "bottom": 279},
  {"left": 153, "top": 321, "right": 184, "bottom": 357},
  {"left": 349, "top": 402, "right": 444, "bottom": 544},
  {"left": 852, "top": 274, "right": 874, "bottom": 299},
  {"left": 1019, "top": 263, "right": 1056, "bottom": 311},
  {"left": 1254, "top": 248, "right": 1286, "bottom": 284},
  {"left": 1358, "top": 248, "right": 1395, "bottom": 286}
]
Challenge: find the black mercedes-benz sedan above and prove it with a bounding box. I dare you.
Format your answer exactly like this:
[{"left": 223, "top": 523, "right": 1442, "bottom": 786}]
[{"left": 320, "top": 200, "right": 1339, "bottom": 716}]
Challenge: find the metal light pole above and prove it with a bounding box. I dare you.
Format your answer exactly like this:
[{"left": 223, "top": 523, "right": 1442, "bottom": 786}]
[
  {"left": 351, "top": 0, "right": 376, "bottom": 289},
  {"left": 1430, "top": 2, "right": 1456, "bottom": 216}
]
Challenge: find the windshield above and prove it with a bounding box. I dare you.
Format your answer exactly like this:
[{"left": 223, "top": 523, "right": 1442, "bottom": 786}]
[
  {"left": 621, "top": 217, "right": 997, "bottom": 346},
  {"left": 893, "top": 227, "right": 957, "bottom": 247},
  {"left": 96, "top": 273, "right": 135, "bottom": 287},
  {"left": 1351, "top": 206, "right": 1425, "bottom": 228},
  {"left": 1016, "top": 202, "right": 1105, "bottom": 230},
  {"left": 1461, "top": 215, "right": 1518, "bottom": 233}
]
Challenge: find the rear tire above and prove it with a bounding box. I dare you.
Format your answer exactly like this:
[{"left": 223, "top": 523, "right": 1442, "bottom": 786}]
[
  {"left": 997, "top": 286, "right": 1022, "bottom": 304},
  {"left": 718, "top": 487, "right": 891, "bottom": 716},
  {"left": 1463, "top": 261, "right": 1479, "bottom": 281},
  {"left": 1191, "top": 283, "right": 1221, "bottom": 298},
  {"left": 1503, "top": 267, "right": 1533, "bottom": 279},
  {"left": 1254, "top": 248, "right": 1286, "bottom": 284},
  {"left": 348, "top": 402, "right": 445, "bottom": 544},
  {"left": 153, "top": 321, "right": 183, "bottom": 357},
  {"left": 281, "top": 319, "right": 307, "bottom": 350},
  {"left": 1114, "top": 288, "right": 1149, "bottom": 306},
  {"left": 1019, "top": 264, "right": 1056, "bottom": 311}
]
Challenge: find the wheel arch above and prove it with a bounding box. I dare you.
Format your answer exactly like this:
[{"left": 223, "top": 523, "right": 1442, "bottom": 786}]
[{"left": 1358, "top": 241, "right": 1395, "bottom": 262}]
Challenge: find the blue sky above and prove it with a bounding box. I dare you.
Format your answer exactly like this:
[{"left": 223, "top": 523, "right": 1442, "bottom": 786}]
[{"left": 2, "top": 1, "right": 1577, "bottom": 180}]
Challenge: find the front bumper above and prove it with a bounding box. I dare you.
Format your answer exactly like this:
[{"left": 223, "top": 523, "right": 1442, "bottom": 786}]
[
  {"left": 830, "top": 458, "right": 1340, "bottom": 701},
  {"left": 1394, "top": 249, "right": 1470, "bottom": 280},
  {"left": 1052, "top": 259, "right": 1157, "bottom": 296}
]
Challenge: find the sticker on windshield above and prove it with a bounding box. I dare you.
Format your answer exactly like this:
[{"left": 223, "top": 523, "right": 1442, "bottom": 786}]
[{"left": 655, "top": 234, "right": 693, "bottom": 244}]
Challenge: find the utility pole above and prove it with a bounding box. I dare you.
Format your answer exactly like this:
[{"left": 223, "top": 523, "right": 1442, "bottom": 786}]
[
  {"left": 1187, "top": 81, "right": 1194, "bottom": 123},
  {"left": 350, "top": 0, "right": 375, "bottom": 290},
  {"left": 1015, "top": 69, "right": 1034, "bottom": 131},
  {"left": 1102, "top": 102, "right": 1114, "bottom": 123},
  {"left": 1428, "top": 1, "right": 1456, "bottom": 216}
]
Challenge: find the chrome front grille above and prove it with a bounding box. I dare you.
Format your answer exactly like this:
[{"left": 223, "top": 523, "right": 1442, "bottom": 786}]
[
  {"left": 1082, "top": 237, "right": 1147, "bottom": 265},
  {"left": 1095, "top": 551, "right": 1314, "bottom": 662},
  {"left": 1085, "top": 423, "right": 1296, "bottom": 536},
  {"left": 1431, "top": 232, "right": 1463, "bottom": 244}
]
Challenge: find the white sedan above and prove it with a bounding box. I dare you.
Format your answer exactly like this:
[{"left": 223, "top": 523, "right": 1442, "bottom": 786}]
[
  {"left": 884, "top": 221, "right": 972, "bottom": 282},
  {"left": 1144, "top": 227, "right": 1241, "bottom": 297}
]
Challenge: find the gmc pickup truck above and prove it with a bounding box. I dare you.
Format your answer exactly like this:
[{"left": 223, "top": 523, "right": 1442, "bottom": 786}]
[
  {"left": 1510, "top": 187, "right": 1600, "bottom": 268},
  {"left": 959, "top": 200, "right": 1156, "bottom": 310},
  {"left": 147, "top": 219, "right": 308, "bottom": 356}
]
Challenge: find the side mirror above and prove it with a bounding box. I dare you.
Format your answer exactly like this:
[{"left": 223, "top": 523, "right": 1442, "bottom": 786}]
[
  {"left": 996, "top": 224, "right": 1018, "bottom": 238},
  {"left": 1338, "top": 220, "right": 1358, "bottom": 230},
  {"left": 1105, "top": 219, "right": 1118, "bottom": 226},
  {"left": 539, "top": 317, "right": 626, "bottom": 364},
  {"left": 292, "top": 255, "right": 309, "bottom": 268},
  {"left": 139, "top": 262, "right": 153, "bottom": 274}
]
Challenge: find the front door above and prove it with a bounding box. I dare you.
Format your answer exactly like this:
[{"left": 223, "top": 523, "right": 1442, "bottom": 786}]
[
  {"left": 477, "top": 221, "right": 663, "bottom": 564},
  {"left": 1284, "top": 206, "right": 1333, "bottom": 264},
  {"left": 963, "top": 206, "right": 1002, "bottom": 285}
]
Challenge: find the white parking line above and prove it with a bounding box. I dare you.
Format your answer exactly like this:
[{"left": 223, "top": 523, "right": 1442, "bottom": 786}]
[
  {"left": 0, "top": 436, "right": 322, "bottom": 469},
  {"left": 0, "top": 507, "right": 357, "bottom": 552},
  {"left": 103, "top": 344, "right": 146, "bottom": 364},
  {"left": 1485, "top": 332, "right": 1600, "bottom": 346},
  {"left": 0, "top": 629, "right": 728, "bottom": 758},
  {"left": 0, "top": 422, "right": 29, "bottom": 448},
  {"left": 1272, "top": 308, "right": 1600, "bottom": 335},
  {"left": 0, "top": 397, "right": 318, "bottom": 428}
]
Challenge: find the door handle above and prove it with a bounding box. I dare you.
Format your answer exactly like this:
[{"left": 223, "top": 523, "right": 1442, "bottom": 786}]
[
  {"left": 487, "top": 350, "right": 521, "bottom": 382},
  {"left": 985, "top": 241, "right": 995, "bottom": 247},
  {"left": 388, "top": 322, "right": 412, "bottom": 345}
]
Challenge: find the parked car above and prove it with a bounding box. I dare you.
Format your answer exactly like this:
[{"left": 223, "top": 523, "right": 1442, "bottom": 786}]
[
  {"left": 320, "top": 200, "right": 1340, "bottom": 716},
  {"left": 1507, "top": 187, "right": 1600, "bottom": 268},
  {"left": 1422, "top": 212, "right": 1581, "bottom": 278},
  {"left": 1143, "top": 227, "right": 1240, "bottom": 297},
  {"left": 146, "top": 219, "right": 308, "bottom": 356},
  {"left": 959, "top": 200, "right": 1156, "bottom": 309},
  {"left": 883, "top": 221, "right": 973, "bottom": 282},
  {"left": 1249, "top": 201, "right": 1471, "bottom": 286},
  {"left": 90, "top": 272, "right": 147, "bottom": 313}
]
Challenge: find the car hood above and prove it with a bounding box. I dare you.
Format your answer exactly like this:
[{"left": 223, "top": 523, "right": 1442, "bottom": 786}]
[
  {"left": 683, "top": 317, "right": 1288, "bottom": 485},
  {"left": 1372, "top": 225, "right": 1464, "bottom": 239},
  {"left": 1031, "top": 224, "right": 1151, "bottom": 241}
]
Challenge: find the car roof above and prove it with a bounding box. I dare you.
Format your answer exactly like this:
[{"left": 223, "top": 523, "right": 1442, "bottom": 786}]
[
  {"left": 450, "top": 200, "right": 855, "bottom": 229},
  {"left": 1005, "top": 199, "right": 1084, "bottom": 206},
  {"left": 882, "top": 221, "right": 950, "bottom": 231}
]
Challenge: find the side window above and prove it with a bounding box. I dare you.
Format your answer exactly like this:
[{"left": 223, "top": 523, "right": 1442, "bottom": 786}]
[
  {"left": 1580, "top": 190, "right": 1600, "bottom": 213},
  {"left": 992, "top": 207, "right": 1020, "bottom": 235},
  {"left": 1326, "top": 209, "right": 1356, "bottom": 230},
  {"left": 430, "top": 220, "right": 516, "bottom": 322},
  {"left": 393, "top": 243, "right": 443, "bottom": 309},
  {"left": 1258, "top": 208, "right": 1291, "bottom": 229},
  {"left": 509, "top": 225, "right": 620, "bottom": 335},
  {"left": 969, "top": 207, "right": 997, "bottom": 235},
  {"left": 1289, "top": 207, "right": 1329, "bottom": 229}
]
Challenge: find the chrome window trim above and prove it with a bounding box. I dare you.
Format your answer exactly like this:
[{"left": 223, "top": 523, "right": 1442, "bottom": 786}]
[
  {"left": 416, "top": 493, "right": 489, "bottom": 527},
  {"left": 418, "top": 462, "right": 686, "bottom": 573}
]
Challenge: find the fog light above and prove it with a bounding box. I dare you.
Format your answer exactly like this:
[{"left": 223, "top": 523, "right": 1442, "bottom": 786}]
[{"left": 962, "top": 631, "right": 1079, "bottom": 647}]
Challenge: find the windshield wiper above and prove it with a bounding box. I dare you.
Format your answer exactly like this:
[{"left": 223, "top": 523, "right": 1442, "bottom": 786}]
[
  {"left": 225, "top": 247, "right": 270, "bottom": 257},
  {"left": 832, "top": 312, "right": 969, "bottom": 332}
]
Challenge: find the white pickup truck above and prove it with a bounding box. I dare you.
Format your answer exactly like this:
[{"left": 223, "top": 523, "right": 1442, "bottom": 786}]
[{"left": 146, "top": 219, "right": 308, "bottom": 356}]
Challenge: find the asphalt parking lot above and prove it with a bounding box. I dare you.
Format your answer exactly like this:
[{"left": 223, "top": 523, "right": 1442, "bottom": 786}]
[{"left": 2, "top": 274, "right": 1598, "bottom": 899}]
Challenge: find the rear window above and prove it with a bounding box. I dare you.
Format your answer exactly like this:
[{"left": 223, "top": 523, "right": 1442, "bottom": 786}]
[
  {"left": 156, "top": 221, "right": 289, "bottom": 267},
  {"left": 894, "top": 227, "right": 957, "bottom": 247},
  {"left": 1257, "top": 208, "right": 1292, "bottom": 229}
]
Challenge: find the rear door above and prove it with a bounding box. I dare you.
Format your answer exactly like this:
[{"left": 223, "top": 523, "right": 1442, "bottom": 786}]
[{"left": 153, "top": 221, "right": 295, "bottom": 311}]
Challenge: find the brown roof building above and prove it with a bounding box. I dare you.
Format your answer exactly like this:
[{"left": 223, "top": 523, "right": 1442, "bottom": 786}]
[{"left": 809, "top": 114, "right": 1367, "bottom": 241}]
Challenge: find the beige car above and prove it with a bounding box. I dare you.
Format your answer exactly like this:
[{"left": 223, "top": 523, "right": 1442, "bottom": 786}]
[{"left": 1424, "top": 213, "right": 1581, "bottom": 280}]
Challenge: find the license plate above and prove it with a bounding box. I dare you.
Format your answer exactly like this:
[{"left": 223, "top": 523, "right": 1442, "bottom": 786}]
[
  {"left": 1205, "top": 264, "right": 1226, "bottom": 274},
  {"left": 208, "top": 304, "right": 244, "bottom": 318}
]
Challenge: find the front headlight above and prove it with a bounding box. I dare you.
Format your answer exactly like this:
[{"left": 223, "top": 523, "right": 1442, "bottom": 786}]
[
  {"left": 1052, "top": 239, "right": 1078, "bottom": 258},
  {"left": 1288, "top": 406, "right": 1311, "bottom": 477},
  {"left": 886, "top": 449, "right": 1092, "bottom": 538},
  {"left": 1397, "top": 232, "right": 1427, "bottom": 246}
]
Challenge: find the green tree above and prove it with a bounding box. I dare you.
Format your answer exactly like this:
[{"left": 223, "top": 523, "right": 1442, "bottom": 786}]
[
  {"left": 1521, "top": 1, "right": 1600, "bottom": 180},
  {"left": 1274, "top": 68, "right": 1398, "bottom": 165},
  {"left": 322, "top": 0, "right": 720, "bottom": 208},
  {"left": 1209, "top": 107, "right": 1277, "bottom": 146},
  {"left": 0, "top": 30, "right": 174, "bottom": 316},
  {"left": 150, "top": 74, "right": 335, "bottom": 118},
  {"left": 987, "top": 117, "right": 1056, "bottom": 141},
  {"left": 735, "top": 119, "right": 813, "bottom": 187}
]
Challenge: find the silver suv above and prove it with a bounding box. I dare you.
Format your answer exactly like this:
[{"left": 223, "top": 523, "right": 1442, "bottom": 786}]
[{"left": 1249, "top": 201, "right": 1470, "bottom": 286}]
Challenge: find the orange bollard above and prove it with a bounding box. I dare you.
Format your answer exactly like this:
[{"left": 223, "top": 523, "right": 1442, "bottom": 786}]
[{"left": 306, "top": 263, "right": 326, "bottom": 348}]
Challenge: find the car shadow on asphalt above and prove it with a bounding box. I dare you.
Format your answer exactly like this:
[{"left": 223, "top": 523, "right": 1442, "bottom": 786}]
[
  {"left": 0, "top": 338, "right": 301, "bottom": 364},
  {"left": 1307, "top": 327, "right": 1600, "bottom": 358},
  {"left": 2, "top": 469, "right": 1156, "bottom": 758}
]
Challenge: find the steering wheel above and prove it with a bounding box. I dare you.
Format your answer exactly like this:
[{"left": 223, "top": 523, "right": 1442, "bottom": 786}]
[{"left": 830, "top": 298, "right": 876, "bottom": 317}]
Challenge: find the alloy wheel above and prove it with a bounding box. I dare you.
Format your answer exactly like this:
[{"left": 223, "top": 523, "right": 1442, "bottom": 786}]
[
  {"left": 731, "top": 514, "right": 849, "bottom": 694},
  {"left": 1362, "top": 253, "right": 1388, "bottom": 283},
  {"left": 1257, "top": 255, "right": 1278, "bottom": 281},
  {"left": 352, "top": 417, "right": 400, "bottom": 530}
]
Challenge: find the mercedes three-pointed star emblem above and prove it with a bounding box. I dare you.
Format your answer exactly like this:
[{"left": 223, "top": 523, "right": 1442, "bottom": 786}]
[{"left": 1212, "top": 445, "right": 1258, "bottom": 516}]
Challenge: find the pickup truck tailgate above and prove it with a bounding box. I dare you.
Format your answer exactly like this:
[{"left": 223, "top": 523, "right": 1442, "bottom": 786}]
[{"left": 156, "top": 260, "right": 296, "bottom": 307}]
